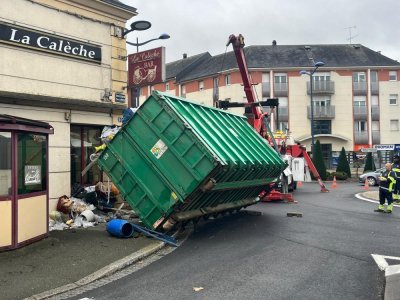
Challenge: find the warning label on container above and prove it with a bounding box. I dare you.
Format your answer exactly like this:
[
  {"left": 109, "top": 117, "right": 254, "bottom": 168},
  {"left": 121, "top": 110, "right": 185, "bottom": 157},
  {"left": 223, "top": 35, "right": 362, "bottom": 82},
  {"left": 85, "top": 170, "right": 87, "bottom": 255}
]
[{"left": 150, "top": 139, "right": 168, "bottom": 159}]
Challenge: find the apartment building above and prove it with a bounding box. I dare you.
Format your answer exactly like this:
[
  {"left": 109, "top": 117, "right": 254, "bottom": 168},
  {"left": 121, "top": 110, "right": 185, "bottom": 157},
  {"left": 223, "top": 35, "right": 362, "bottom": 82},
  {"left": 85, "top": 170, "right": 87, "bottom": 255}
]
[
  {"left": 0, "top": 0, "right": 136, "bottom": 249},
  {"left": 139, "top": 42, "right": 400, "bottom": 167}
]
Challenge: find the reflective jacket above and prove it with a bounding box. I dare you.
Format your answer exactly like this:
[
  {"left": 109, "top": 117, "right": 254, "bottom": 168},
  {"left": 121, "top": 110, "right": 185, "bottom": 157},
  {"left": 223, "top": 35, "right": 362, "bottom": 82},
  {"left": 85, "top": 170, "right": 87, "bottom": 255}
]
[
  {"left": 379, "top": 170, "right": 396, "bottom": 192},
  {"left": 391, "top": 162, "right": 400, "bottom": 178}
]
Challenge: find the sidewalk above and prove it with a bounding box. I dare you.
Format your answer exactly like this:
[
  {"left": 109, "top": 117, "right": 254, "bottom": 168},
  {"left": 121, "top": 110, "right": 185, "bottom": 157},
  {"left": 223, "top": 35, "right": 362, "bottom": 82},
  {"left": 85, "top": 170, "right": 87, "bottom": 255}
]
[{"left": 0, "top": 223, "right": 162, "bottom": 300}]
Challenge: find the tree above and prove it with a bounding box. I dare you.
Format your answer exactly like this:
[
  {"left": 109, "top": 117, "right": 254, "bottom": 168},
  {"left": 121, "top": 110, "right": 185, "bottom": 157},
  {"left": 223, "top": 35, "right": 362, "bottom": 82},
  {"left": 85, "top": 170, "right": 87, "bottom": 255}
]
[
  {"left": 312, "top": 140, "right": 327, "bottom": 180},
  {"left": 363, "top": 152, "right": 376, "bottom": 172},
  {"left": 336, "top": 147, "right": 351, "bottom": 178}
]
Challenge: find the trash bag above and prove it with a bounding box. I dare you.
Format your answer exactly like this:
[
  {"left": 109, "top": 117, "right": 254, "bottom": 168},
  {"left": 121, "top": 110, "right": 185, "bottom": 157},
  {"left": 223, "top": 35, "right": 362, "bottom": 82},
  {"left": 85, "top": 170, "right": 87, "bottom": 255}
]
[
  {"left": 122, "top": 108, "right": 137, "bottom": 126},
  {"left": 100, "top": 125, "right": 120, "bottom": 143}
]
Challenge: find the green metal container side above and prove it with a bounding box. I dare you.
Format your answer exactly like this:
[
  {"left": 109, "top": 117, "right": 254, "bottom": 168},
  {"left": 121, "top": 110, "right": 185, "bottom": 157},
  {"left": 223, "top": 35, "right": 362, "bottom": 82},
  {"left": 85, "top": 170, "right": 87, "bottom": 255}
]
[
  {"left": 158, "top": 92, "right": 286, "bottom": 179},
  {"left": 97, "top": 91, "right": 286, "bottom": 229}
]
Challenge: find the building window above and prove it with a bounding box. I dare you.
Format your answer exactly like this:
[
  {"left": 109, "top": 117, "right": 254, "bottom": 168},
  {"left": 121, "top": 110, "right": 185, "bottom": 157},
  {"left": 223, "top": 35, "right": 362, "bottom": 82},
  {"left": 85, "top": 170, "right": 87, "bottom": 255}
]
[
  {"left": 320, "top": 143, "right": 332, "bottom": 168},
  {"left": 370, "top": 71, "right": 378, "bottom": 82},
  {"left": 165, "top": 83, "right": 170, "bottom": 91},
  {"left": 198, "top": 80, "right": 204, "bottom": 91},
  {"left": 390, "top": 120, "right": 399, "bottom": 131},
  {"left": 71, "top": 126, "right": 102, "bottom": 186},
  {"left": 213, "top": 77, "right": 219, "bottom": 87},
  {"left": 262, "top": 73, "right": 270, "bottom": 82},
  {"left": 389, "top": 94, "right": 398, "bottom": 105},
  {"left": 313, "top": 120, "right": 331, "bottom": 134},
  {"left": 18, "top": 133, "right": 47, "bottom": 194},
  {"left": 278, "top": 121, "right": 288, "bottom": 132},
  {"left": 225, "top": 74, "right": 231, "bottom": 86},
  {"left": 354, "top": 121, "right": 367, "bottom": 132},
  {"left": 181, "top": 84, "right": 186, "bottom": 97},
  {"left": 353, "top": 72, "right": 366, "bottom": 82},
  {"left": 313, "top": 72, "right": 330, "bottom": 82},
  {"left": 354, "top": 96, "right": 366, "bottom": 106},
  {"left": 0, "top": 132, "right": 11, "bottom": 196},
  {"left": 389, "top": 71, "right": 397, "bottom": 81}
]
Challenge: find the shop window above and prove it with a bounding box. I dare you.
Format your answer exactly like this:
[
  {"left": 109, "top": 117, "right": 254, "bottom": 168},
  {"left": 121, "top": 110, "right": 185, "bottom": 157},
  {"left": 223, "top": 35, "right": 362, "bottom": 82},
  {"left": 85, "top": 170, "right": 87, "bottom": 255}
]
[
  {"left": 17, "top": 133, "right": 47, "bottom": 194},
  {"left": 71, "top": 126, "right": 102, "bottom": 185},
  {"left": 0, "top": 132, "right": 11, "bottom": 196}
]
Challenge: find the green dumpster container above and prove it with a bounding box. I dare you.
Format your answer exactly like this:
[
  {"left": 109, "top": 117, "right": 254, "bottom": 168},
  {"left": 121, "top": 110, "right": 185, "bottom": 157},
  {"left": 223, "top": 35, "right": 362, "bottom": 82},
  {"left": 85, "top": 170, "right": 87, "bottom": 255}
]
[{"left": 97, "top": 91, "right": 286, "bottom": 229}]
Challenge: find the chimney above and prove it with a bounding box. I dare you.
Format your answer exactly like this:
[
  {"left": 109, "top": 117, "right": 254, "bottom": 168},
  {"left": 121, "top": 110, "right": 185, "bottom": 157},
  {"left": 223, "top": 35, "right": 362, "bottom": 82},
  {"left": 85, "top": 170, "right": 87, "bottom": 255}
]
[
  {"left": 183, "top": 53, "right": 187, "bottom": 59},
  {"left": 272, "top": 40, "right": 277, "bottom": 46}
]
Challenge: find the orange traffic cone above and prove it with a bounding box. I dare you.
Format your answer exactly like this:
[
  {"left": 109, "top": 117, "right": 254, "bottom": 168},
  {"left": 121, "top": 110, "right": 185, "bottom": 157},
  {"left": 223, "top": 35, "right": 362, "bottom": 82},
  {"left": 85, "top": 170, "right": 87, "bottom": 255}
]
[
  {"left": 364, "top": 178, "right": 369, "bottom": 190},
  {"left": 297, "top": 181, "right": 303, "bottom": 188},
  {"left": 331, "top": 176, "right": 337, "bottom": 188}
]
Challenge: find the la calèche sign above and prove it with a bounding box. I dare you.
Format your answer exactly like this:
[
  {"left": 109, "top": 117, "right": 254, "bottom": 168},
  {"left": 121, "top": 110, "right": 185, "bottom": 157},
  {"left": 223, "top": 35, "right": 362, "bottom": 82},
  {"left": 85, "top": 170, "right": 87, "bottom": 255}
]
[{"left": 0, "top": 22, "right": 101, "bottom": 63}]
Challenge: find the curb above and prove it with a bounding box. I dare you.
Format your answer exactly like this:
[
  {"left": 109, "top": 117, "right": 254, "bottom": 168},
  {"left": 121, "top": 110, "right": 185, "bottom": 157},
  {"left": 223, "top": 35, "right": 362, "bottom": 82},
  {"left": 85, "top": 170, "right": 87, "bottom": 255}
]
[
  {"left": 355, "top": 192, "right": 400, "bottom": 207},
  {"left": 385, "top": 265, "right": 400, "bottom": 300},
  {"left": 25, "top": 241, "right": 166, "bottom": 300}
]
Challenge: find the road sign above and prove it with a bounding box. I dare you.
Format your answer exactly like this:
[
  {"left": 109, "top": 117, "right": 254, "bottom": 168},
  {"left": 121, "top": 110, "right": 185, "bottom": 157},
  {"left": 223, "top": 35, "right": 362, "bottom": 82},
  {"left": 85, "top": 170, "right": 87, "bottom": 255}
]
[
  {"left": 374, "top": 144, "right": 395, "bottom": 151},
  {"left": 360, "top": 148, "right": 377, "bottom": 153}
]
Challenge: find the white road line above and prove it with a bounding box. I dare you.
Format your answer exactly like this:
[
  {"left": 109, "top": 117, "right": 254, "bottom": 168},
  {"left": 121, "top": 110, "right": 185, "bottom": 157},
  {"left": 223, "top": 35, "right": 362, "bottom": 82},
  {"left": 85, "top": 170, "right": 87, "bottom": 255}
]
[
  {"left": 371, "top": 254, "right": 400, "bottom": 271},
  {"left": 355, "top": 193, "right": 400, "bottom": 207}
]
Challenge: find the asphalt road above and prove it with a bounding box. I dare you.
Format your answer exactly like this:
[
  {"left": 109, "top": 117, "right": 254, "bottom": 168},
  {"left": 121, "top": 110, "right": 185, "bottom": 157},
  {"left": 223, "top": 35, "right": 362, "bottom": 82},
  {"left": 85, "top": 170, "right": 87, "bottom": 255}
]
[{"left": 72, "top": 182, "right": 400, "bottom": 300}]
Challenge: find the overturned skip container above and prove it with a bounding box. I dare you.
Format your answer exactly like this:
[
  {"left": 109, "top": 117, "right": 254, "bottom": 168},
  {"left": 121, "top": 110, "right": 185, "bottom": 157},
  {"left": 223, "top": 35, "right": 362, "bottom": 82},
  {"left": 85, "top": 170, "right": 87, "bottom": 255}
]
[{"left": 97, "top": 91, "right": 286, "bottom": 229}]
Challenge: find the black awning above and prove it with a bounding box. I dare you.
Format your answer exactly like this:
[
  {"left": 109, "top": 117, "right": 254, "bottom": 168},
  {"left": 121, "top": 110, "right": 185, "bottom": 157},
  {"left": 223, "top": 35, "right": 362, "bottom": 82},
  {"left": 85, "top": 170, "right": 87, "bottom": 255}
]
[{"left": 0, "top": 114, "right": 54, "bottom": 134}]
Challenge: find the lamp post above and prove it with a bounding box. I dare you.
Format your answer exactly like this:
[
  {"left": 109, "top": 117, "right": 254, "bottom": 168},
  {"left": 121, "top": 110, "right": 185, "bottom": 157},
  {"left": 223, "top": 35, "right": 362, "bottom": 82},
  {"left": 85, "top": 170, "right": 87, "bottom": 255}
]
[
  {"left": 127, "top": 33, "right": 170, "bottom": 53},
  {"left": 122, "top": 20, "right": 170, "bottom": 107},
  {"left": 300, "top": 61, "right": 325, "bottom": 156}
]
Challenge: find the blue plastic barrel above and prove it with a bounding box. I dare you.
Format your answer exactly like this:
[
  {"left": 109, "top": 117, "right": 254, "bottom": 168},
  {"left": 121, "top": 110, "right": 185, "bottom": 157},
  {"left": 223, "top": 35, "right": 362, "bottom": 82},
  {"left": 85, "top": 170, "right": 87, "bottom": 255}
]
[{"left": 106, "top": 219, "right": 134, "bottom": 238}]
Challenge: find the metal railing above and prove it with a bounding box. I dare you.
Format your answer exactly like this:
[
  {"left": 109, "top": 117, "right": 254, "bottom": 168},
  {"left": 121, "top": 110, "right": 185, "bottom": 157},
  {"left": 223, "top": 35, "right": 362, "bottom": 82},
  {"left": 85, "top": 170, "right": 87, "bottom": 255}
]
[
  {"left": 353, "top": 105, "right": 367, "bottom": 120},
  {"left": 372, "top": 130, "right": 380, "bottom": 144},
  {"left": 274, "top": 82, "right": 288, "bottom": 96},
  {"left": 371, "top": 82, "right": 379, "bottom": 95},
  {"left": 306, "top": 81, "right": 335, "bottom": 94},
  {"left": 262, "top": 82, "right": 270, "bottom": 97},
  {"left": 371, "top": 105, "right": 380, "bottom": 121},
  {"left": 353, "top": 81, "right": 367, "bottom": 95},
  {"left": 354, "top": 131, "right": 368, "bottom": 144},
  {"left": 307, "top": 105, "right": 335, "bottom": 119}
]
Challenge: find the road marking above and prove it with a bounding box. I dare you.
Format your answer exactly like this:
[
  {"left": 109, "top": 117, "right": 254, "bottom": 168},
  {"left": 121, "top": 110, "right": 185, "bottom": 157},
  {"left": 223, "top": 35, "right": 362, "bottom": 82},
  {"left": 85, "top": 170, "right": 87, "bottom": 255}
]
[
  {"left": 371, "top": 254, "right": 400, "bottom": 271},
  {"left": 355, "top": 193, "right": 400, "bottom": 207}
]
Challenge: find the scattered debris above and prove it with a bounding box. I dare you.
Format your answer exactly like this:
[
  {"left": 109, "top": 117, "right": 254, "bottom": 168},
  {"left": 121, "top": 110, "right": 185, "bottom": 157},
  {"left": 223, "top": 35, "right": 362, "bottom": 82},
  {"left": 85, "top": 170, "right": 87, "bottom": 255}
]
[
  {"left": 193, "top": 287, "right": 204, "bottom": 292},
  {"left": 287, "top": 212, "right": 303, "bottom": 217}
]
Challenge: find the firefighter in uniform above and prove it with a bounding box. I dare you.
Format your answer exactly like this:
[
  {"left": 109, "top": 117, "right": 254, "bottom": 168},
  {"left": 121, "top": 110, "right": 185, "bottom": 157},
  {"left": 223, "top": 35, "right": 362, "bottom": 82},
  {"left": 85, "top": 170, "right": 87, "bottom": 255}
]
[
  {"left": 375, "top": 163, "right": 396, "bottom": 213},
  {"left": 392, "top": 155, "right": 400, "bottom": 203}
]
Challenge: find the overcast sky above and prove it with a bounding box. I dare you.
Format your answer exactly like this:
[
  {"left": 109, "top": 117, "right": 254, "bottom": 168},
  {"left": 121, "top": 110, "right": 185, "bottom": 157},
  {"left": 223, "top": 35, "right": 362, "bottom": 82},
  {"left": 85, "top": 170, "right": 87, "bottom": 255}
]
[{"left": 120, "top": 0, "right": 400, "bottom": 64}]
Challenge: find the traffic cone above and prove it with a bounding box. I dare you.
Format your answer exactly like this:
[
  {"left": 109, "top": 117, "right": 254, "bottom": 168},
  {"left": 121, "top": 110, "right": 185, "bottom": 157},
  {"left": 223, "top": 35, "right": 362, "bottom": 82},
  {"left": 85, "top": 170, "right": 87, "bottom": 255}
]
[
  {"left": 364, "top": 178, "right": 369, "bottom": 190},
  {"left": 297, "top": 181, "right": 303, "bottom": 188},
  {"left": 331, "top": 176, "right": 337, "bottom": 188}
]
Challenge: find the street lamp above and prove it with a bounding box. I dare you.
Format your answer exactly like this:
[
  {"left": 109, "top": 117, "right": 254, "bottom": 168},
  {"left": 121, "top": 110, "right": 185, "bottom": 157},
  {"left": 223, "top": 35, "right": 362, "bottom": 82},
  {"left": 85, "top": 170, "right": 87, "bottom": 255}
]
[
  {"left": 300, "top": 61, "right": 325, "bottom": 156},
  {"left": 126, "top": 33, "right": 170, "bottom": 53},
  {"left": 122, "top": 20, "right": 170, "bottom": 108}
]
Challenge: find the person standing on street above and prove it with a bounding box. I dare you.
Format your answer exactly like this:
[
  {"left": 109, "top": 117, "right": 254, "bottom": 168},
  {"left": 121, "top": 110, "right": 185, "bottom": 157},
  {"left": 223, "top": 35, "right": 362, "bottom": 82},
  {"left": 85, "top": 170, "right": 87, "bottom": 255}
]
[
  {"left": 391, "top": 155, "right": 400, "bottom": 203},
  {"left": 375, "top": 163, "right": 396, "bottom": 213}
]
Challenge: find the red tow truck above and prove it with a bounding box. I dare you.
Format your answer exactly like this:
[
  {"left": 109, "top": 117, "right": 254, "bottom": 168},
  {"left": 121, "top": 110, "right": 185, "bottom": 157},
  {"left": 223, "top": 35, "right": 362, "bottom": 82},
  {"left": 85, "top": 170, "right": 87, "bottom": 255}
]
[{"left": 221, "top": 34, "right": 328, "bottom": 201}]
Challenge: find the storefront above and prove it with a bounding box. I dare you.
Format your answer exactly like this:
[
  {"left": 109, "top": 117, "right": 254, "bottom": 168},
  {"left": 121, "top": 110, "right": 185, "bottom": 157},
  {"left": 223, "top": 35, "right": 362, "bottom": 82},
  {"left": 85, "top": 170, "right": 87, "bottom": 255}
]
[
  {"left": 0, "top": 115, "right": 53, "bottom": 250},
  {"left": 0, "top": 0, "right": 136, "bottom": 210}
]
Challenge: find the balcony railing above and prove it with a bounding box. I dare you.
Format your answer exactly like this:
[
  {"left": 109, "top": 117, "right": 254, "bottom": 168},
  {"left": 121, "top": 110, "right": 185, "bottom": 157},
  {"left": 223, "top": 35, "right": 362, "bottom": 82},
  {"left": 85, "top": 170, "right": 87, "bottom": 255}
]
[
  {"left": 354, "top": 131, "right": 368, "bottom": 144},
  {"left": 273, "top": 82, "right": 288, "bottom": 96},
  {"left": 372, "top": 130, "right": 380, "bottom": 144},
  {"left": 262, "top": 82, "right": 270, "bottom": 97},
  {"left": 371, "top": 81, "right": 379, "bottom": 95},
  {"left": 353, "top": 81, "right": 367, "bottom": 95},
  {"left": 371, "top": 105, "right": 380, "bottom": 121},
  {"left": 306, "top": 81, "right": 335, "bottom": 94},
  {"left": 307, "top": 105, "right": 335, "bottom": 119},
  {"left": 353, "top": 105, "right": 367, "bottom": 120},
  {"left": 274, "top": 106, "right": 288, "bottom": 122}
]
